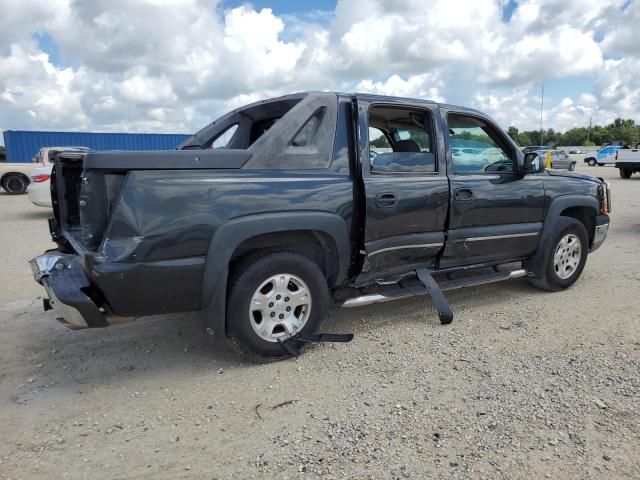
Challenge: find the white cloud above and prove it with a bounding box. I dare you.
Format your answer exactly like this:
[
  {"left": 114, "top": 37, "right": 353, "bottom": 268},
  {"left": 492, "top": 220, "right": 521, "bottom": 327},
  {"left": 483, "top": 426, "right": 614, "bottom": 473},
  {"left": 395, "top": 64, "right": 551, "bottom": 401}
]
[
  {"left": 355, "top": 73, "right": 446, "bottom": 103},
  {"left": 118, "top": 71, "right": 177, "bottom": 105},
  {"left": 0, "top": 0, "right": 638, "bottom": 137}
]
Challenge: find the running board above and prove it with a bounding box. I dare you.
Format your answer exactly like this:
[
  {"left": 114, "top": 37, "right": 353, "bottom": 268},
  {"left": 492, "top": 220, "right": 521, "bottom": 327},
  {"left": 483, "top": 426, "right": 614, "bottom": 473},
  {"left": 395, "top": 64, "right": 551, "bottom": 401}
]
[{"left": 341, "top": 269, "right": 527, "bottom": 309}]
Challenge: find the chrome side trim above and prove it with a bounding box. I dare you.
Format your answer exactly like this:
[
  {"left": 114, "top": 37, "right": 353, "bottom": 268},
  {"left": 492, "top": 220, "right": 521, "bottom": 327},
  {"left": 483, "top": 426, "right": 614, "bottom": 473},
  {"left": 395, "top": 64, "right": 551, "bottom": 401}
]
[
  {"left": 368, "top": 243, "right": 443, "bottom": 257},
  {"left": 465, "top": 232, "right": 539, "bottom": 242}
]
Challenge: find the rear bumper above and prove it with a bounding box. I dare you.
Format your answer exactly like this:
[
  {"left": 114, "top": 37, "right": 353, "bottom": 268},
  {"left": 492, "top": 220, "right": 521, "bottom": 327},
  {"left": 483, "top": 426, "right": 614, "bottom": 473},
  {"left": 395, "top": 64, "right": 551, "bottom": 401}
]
[
  {"left": 590, "top": 214, "right": 609, "bottom": 252},
  {"left": 30, "top": 252, "right": 109, "bottom": 329}
]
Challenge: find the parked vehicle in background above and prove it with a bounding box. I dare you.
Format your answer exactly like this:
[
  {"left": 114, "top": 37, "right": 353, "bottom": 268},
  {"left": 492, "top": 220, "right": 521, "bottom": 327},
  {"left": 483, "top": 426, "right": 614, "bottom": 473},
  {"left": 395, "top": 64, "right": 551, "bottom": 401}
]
[
  {"left": 28, "top": 166, "right": 54, "bottom": 206},
  {"left": 584, "top": 145, "right": 620, "bottom": 166},
  {"left": 569, "top": 148, "right": 582, "bottom": 154},
  {"left": 614, "top": 148, "right": 640, "bottom": 178},
  {"left": 0, "top": 162, "right": 34, "bottom": 194},
  {"left": 538, "top": 149, "right": 576, "bottom": 171},
  {"left": 27, "top": 147, "right": 91, "bottom": 207},
  {"left": 30, "top": 92, "right": 611, "bottom": 359}
]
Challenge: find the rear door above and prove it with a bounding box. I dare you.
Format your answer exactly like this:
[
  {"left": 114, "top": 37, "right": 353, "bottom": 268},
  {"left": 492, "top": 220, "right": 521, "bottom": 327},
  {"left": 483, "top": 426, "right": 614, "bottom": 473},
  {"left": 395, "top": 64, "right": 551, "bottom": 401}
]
[
  {"left": 355, "top": 96, "right": 449, "bottom": 282},
  {"left": 439, "top": 110, "right": 546, "bottom": 267}
]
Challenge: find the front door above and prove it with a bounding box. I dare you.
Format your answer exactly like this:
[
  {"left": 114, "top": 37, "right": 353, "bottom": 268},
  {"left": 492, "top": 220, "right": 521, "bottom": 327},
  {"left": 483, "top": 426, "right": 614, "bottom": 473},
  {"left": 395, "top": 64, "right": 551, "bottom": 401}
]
[
  {"left": 356, "top": 97, "right": 449, "bottom": 282},
  {"left": 440, "top": 111, "right": 546, "bottom": 267}
]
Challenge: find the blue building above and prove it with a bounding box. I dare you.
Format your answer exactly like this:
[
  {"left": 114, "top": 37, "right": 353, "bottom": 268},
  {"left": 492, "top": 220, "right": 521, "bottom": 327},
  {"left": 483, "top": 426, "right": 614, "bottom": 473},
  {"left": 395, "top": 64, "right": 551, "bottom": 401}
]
[{"left": 3, "top": 130, "right": 192, "bottom": 163}]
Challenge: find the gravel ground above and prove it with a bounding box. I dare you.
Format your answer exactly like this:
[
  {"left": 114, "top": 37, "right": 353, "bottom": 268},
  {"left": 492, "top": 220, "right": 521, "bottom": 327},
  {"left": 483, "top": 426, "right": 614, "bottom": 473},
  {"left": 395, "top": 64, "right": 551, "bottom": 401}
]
[{"left": 0, "top": 163, "right": 638, "bottom": 479}]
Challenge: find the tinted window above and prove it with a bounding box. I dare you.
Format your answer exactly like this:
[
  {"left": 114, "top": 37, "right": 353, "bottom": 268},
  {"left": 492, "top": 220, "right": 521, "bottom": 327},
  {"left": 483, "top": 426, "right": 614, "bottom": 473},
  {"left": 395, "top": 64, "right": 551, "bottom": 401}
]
[
  {"left": 448, "top": 114, "right": 514, "bottom": 174},
  {"left": 368, "top": 106, "right": 436, "bottom": 173}
]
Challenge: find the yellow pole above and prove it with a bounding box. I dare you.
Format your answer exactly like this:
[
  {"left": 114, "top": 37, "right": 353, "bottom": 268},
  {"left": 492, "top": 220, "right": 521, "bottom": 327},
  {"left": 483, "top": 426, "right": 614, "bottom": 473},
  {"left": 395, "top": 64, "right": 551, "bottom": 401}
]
[{"left": 545, "top": 151, "right": 552, "bottom": 169}]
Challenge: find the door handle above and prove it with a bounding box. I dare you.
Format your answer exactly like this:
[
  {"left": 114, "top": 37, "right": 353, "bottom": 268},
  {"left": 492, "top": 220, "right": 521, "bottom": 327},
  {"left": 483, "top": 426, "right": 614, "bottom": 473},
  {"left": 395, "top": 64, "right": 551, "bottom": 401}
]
[
  {"left": 375, "top": 192, "right": 397, "bottom": 207},
  {"left": 454, "top": 188, "right": 473, "bottom": 200}
]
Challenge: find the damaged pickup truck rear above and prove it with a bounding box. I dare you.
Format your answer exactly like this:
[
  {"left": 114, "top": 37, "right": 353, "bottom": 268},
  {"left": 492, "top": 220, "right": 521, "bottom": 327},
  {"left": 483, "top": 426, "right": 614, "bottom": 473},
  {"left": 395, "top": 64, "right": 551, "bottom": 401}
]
[{"left": 31, "top": 92, "right": 611, "bottom": 359}]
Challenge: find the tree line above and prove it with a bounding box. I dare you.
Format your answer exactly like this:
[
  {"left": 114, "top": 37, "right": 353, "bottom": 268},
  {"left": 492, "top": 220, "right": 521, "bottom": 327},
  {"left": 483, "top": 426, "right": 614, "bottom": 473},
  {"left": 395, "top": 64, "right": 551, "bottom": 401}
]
[{"left": 508, "top": 118, "right": 640, "bottom": 147}]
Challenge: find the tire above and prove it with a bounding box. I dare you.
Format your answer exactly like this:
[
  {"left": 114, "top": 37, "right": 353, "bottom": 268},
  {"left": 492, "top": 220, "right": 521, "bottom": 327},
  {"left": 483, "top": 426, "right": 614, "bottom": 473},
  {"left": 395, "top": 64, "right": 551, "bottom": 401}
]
[
  {"left": 528, "top": 217, "right": 589, "bottom": 292},
  {"left": 586, "top": 158, "right": 596, "bottom": 167},
  {"left": 569, "top": 162, "right": 576, "bottom": 171},
  {"left": 226, "top": 251, "right": 329, "bottom": 360},
  {"left": 619, "top": 168, "right": 632, "bottom": 179},
  {"left": 1, "top": 174, "right": 29, "bottom": 194}
]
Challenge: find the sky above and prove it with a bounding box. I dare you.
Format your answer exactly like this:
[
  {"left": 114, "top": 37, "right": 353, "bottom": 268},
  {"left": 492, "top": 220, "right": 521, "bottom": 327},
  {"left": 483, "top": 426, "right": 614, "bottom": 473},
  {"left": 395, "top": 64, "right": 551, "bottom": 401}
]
[{"left": 1, "top": 0, "right": 638, "bottom": 143}]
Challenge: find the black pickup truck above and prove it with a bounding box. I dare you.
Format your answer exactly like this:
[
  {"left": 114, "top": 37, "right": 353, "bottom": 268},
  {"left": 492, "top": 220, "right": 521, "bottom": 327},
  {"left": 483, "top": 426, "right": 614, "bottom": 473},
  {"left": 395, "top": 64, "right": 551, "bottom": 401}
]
[{"left": 30, "top": 92, "right": 611, "bottom": 359}]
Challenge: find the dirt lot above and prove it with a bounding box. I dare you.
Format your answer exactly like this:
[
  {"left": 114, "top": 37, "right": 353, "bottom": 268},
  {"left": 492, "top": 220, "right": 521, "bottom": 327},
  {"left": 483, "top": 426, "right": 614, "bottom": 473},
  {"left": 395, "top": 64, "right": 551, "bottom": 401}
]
[{"left": 0, "top": 163, "right": 638, "bottom": 479}]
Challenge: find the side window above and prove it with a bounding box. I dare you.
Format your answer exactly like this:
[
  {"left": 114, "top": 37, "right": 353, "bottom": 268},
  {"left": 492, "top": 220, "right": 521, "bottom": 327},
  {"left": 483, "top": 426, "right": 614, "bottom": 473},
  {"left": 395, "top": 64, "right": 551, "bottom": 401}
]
[
  {"left": 368, "top": 106, "right": 436, "bottom": 173},
  {"left": 290, "top": 108, "right": 326, "bottom": 148},
  {"left": 448, "top": 114, "right": 514, "bottom": 174},
  {"left": 211, "top": 124, "right": 238, "bottom": 149}
]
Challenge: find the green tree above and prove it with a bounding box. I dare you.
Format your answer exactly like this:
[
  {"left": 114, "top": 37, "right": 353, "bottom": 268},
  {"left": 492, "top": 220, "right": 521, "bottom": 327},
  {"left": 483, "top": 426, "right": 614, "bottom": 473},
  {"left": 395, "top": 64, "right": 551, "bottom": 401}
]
[{"left": 517, "top": 132, "right": 532, "bottom": 146}]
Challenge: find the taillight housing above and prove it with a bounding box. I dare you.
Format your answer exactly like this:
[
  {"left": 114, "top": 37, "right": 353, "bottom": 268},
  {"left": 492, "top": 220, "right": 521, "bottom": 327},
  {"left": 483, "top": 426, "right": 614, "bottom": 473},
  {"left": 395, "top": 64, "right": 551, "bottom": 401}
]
[
  {"left": 31, "top": 174, "right": 51, "bottom": 183},
  {"left": 598, "top": 181, "right": 611, "bottom": 214}
]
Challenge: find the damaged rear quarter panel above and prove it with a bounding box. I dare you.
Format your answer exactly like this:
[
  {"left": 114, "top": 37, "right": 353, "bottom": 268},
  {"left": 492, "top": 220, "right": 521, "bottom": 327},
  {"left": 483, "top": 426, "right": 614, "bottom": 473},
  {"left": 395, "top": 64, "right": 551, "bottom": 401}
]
[{"left": 91, "top": 168, "right": 353, "bottom": 316}]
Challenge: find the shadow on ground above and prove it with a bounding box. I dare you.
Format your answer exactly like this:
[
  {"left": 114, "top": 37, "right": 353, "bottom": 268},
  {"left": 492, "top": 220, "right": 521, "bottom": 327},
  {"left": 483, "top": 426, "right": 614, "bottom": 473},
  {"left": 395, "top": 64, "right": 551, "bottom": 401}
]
[{"left": 6, "top": 277, "right": 546, "bottom": 399}]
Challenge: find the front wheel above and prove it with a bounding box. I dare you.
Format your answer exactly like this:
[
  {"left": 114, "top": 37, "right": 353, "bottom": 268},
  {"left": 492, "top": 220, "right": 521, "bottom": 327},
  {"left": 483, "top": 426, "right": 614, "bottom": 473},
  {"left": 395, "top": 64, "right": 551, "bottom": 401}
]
[
  {"left": 226, "top": 251, "right": 329, "bottom": 360},
  {"left": 586, "top": 158, "right": 597, "bottom": 167},
  {"left": 569, "top": 162, "right": 576, "bottom": 171},
  {"left": 528, "top": 217, "right": 589, "bottom": 292},
  {"left": 619, "top": 168, "right": 632, "bottom": 179}
]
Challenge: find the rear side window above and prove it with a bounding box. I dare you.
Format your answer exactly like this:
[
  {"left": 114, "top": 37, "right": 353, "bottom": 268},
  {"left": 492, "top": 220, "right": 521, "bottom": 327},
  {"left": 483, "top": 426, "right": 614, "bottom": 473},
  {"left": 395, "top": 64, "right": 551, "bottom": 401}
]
[{"left": 368, "top": 106, "right": 436, "bottom": 174}]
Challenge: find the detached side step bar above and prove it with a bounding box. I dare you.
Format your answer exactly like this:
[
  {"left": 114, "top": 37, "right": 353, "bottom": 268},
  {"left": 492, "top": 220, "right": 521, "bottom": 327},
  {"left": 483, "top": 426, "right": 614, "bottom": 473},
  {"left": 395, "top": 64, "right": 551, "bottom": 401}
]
[
  {"left": 416, "top": 268, "right": 453, "bottom": 324},
  {"left": 342, "top": 268, "right": 527, "bottom": 312}
]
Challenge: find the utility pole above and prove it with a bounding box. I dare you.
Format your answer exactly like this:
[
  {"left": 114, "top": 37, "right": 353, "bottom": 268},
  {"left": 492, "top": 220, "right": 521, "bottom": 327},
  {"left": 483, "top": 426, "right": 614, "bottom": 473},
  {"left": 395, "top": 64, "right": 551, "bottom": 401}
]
[
  {"left": 539, "top": 85, "right": 544, "bottom": 146},
  {"left": 586, "top": 116, "right": 592, "bottom": 144}
]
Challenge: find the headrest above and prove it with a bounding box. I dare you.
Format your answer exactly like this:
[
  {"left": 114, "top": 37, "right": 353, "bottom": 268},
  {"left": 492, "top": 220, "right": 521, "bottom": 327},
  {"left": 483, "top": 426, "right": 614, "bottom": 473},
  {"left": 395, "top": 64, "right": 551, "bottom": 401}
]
[{"left": 395, "top": 139, "right": 421, "bottom": 152}]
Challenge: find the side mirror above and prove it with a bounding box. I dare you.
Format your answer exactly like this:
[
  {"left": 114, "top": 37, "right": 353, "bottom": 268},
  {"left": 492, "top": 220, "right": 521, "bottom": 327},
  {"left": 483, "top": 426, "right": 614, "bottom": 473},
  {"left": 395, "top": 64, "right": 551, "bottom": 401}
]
[{"left": 523, "top": 152, "right": 545, "bottom": 174}]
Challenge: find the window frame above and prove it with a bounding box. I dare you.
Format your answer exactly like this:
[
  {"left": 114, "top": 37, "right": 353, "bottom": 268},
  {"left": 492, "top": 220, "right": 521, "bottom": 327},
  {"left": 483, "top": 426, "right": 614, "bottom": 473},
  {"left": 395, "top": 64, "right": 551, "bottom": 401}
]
[
  {"left": 445, "top": 112, "right": 518, "bottom": 176},
  {"left": 366, "top": 105, "right": 439, "bottom": 176}
]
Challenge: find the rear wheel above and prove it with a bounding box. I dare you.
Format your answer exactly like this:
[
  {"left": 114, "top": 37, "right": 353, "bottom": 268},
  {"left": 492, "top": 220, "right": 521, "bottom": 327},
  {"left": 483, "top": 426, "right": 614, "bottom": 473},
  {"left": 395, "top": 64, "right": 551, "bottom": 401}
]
[
  {"left": 528, "top": 217, "right": 588, "bottom": 292},
  {"left": 569, "top": 162, "right": 576, "bottom": 171},
  {"left": 226, "top": 251, "right": 329, "bottom": 360},
  {"left": 587, "top": 158, "right": 596, "bottom": 167},
  {"left": 1, "top": 174, "right": 29, "bottom": 194},
  {"left": 619, "top": 168, "right": 632, "bottom": 179}
]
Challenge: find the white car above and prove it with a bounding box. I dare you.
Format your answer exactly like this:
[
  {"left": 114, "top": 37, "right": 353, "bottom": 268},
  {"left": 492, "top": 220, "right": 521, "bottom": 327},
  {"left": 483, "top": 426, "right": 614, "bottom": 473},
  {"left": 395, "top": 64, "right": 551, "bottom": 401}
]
[
  {"left": 26, "top": 147, "right": 91, "bottom": 208},
  {"left": 27, "top": 164, "right": 54, "bottom": 207}
]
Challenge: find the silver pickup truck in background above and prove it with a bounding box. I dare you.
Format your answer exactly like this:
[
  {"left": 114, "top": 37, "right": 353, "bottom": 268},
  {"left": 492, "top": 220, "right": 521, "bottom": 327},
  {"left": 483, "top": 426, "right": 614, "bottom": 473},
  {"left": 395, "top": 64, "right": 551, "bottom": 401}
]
[{"left": 614, "top": 148, "right": 640, "bottom": 178}]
